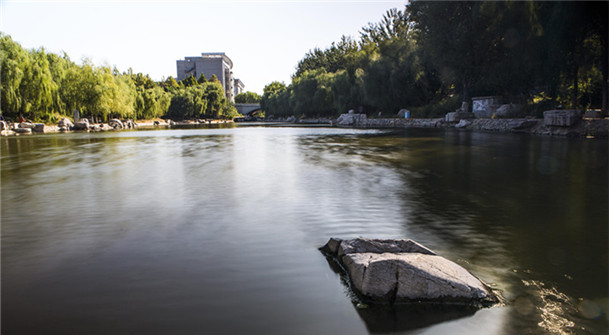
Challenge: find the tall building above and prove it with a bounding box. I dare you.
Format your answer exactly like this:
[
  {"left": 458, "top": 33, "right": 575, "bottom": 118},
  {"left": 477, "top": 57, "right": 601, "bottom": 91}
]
[
  {"left": 176, "top": 52, "right": 243, "bottom": 103},
  {"left": 234, "top": 78, "right": 245, "bottom": 97}
]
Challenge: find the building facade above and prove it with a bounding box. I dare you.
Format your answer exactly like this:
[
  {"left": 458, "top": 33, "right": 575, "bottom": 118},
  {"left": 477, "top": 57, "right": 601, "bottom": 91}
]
[
  {"left": 234, "top": 78, "right": 245, "bottom": 97},
  {"left": 176, "top": 52, "right": 243, "bottom": 103}
]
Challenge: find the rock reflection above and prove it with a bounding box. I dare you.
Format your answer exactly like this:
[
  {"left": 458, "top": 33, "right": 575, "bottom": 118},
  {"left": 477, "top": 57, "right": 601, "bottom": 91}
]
[{"left": 355, "top": 303, "right": 477, "bottom": 333}]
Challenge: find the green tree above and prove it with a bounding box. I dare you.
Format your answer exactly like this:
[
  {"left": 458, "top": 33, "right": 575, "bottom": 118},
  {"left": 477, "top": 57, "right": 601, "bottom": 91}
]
[
  {"left": 59, "top": 64, "right": 86, "bottom": 118},
  {"left": 260, "top": 81, "right": 291, "bottom": 117},
  {"left": 408, "top": 1, "right": 500, "bottom": 101},
  {"left": 0, "top": 34, "right": 27, "bottom": 119},
  {"left": 162, "top": 76, "right": 180, "bottom": 91},
  {"left": 166, "top": 89, "right": 191, "bottom": 120},
  {"left": 203, "top": 81, "right": 225, "bottom": 118},
  {"left": 131, "top": 72, "right": 156, "bottom": 89},
  {"left": 294, "top": 35, "right": 359, "bottom": 78},
  {"left": 108, "top": 72, "right": 136, "bottom": 120},
  {"left": 535, "top": 1, "right": 608, "bottom": 110},
  {"left": 46, "top": 51, "right": 74, "bottom": 116},
  {"left": 166, "top": 86, "right": 207, "bottom": 120},
  {"left": 235, "top": 91, "right": 261, "bottom": 103},
  {"left": 360, "top": 8, "right": 411, "bottom": 49},
  {"left": 407, "top": 1, "right": 607, "bottom": 111},
  {"left": 24, "top": 48, "right": 59, "bottom": 121},
  {"left": 220, "top": 101, "right": 240, "bottom": 119},
  {"left": 291, "top": 69, "right": 336, "bottom": 117},
  {"left": 181, "top": 74, "right": 198, "bottom": 87}
]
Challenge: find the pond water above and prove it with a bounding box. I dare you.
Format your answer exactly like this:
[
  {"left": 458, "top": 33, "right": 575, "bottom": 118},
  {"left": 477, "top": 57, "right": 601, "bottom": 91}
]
[{"left": 2, "top": 126, "right": 607, "bottom": 334}]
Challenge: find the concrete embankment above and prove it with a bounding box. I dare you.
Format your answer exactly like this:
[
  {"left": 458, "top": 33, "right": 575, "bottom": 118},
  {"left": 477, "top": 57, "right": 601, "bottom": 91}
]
[{"left": 339, "top": 115, "right": 609, "bottom": 138}]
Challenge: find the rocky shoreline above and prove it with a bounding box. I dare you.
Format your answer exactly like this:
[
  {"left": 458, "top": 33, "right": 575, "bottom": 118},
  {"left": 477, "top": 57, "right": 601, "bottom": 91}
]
[
  {"left": 335, "top": 113, "right": 609, "bottom": 138},
  {"left": 3, "top": 114, "right": 607, "bottom": 138},
  {"left": 0, "top": 119, "right": 233, "bottom": 136}
]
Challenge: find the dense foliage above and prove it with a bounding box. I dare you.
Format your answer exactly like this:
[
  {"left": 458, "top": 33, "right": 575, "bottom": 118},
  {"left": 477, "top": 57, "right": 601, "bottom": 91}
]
[
  {"left": 235, "top": 91, "right": 261, "bottom": 104},
  {"left": 0, "top": 34, "right": 238, "bottom": 123},
  {"left": 262, "top": 1, "right": 608, "bottom": 119}
]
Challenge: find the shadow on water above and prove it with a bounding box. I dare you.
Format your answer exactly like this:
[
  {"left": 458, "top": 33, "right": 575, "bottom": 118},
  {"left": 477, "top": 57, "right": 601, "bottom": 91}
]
[
  {"left": 389, "top": 129, "right": 607, "bottom": 334},
  {"left": 355, "top": 304, "right": 477, "bottom": 334}
]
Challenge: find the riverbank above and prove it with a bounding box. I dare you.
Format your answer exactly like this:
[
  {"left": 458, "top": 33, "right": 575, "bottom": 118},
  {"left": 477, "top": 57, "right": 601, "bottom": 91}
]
[
  {"left": 0, "top": 119, "right": 234, "bottom": 136},
  {"left": 3, "top": 116, "right": 607, "bottom": 138},
  {"left": 336, "top": 115, "right": 609, "bottom": 138}
]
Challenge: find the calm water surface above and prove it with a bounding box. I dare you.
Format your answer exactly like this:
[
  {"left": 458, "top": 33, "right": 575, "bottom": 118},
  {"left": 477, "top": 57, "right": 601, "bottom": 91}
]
[{"left": 2, "top": 126, "right": 607, "bottom": 334}]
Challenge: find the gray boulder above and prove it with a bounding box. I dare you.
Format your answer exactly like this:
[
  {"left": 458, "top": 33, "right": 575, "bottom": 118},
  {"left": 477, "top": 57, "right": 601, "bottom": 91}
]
[
  {"left": 73, "top": 118, "right": 90, "bottom": 130},
  {"left": 58, "top": 118, "right": 73, "bottom": 130},
  {"left": 336, "top": 113, "right": 367, "bottom": 126},
  {"left": 445, "top": 102, "right": 475, "bottom": 122},
  {"left": 543, "top": 110, "right": 581, "bottom": 126},
  {"left": 445, "top": 112, "right": 475, "bottom": 123},
  {"left": 583, "top": 110, "right": 603, "bottom": 119},
  {"left": 32, "top": 123, "right": 45, "bottom": 133},
  {"left": 455, "top": 119, "right": 472, "bottom": 128},
  {"left": 495, "top": 104, "right": 522, "bottom": 118},
  {"left": 18, "top": 122, "right": 35, "bottom": 129},
  {"left": 321, "top": 238, "right": 497, "bottom": 305}
]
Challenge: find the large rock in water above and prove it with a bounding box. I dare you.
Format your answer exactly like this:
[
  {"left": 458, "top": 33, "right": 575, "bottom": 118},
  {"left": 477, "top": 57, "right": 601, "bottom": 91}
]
[{"left": 320, "top": 238, "right": 497, "bottom": 305}]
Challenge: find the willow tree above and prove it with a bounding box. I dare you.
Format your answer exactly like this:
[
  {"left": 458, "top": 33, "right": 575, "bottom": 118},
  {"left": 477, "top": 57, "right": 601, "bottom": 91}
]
[
  {"left": 203, "top": 81, "right": 225, "bottom": 118},
  {"left": 17, "top": 48, "right": 58, "bottom": 121},
  {"left": 0, "top": 34, "right": 26, "bottom": 118}
]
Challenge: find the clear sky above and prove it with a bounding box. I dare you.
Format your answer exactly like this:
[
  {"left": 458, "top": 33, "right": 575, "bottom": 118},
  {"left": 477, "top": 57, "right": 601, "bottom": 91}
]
[{"left": 1, "top": 0, "right": 406, "bottom": 94}]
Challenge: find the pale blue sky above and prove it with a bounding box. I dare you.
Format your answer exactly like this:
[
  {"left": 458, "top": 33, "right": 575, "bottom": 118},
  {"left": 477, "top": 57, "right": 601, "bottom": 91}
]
[{"left": 1, "top": 0, "right": 405, "bottom": 94}]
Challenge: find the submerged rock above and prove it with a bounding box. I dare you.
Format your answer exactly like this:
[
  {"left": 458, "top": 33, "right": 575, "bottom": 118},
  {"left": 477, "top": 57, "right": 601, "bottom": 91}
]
[{"left": 320, "top": 238, "right": 497, "bottom": 305}]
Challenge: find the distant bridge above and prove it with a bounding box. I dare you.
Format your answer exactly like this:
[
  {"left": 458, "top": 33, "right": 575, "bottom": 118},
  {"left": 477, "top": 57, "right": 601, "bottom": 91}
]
[{"left": 235, "top": 103, "right": 262, "bottom": 115}]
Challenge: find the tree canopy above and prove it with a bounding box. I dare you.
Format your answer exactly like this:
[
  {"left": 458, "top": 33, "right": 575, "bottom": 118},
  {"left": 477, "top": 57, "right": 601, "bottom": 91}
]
[
  {"left": 235, "top": 91, "right": 261, "bottom": 104},
  {"left": 0, "top": 33, "right": 239, "bottom": 122},
  {"left": 261, "top": 1, "right": 608, "bottom": 119}
]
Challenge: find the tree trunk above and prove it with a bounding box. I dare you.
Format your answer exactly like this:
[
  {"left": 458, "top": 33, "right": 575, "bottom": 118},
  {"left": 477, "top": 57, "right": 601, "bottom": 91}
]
[
  {"left": 572, "top": 67, "right": 578, "bottom": 109},
  {"left": 602, "top": 26, "right": 608, "bottom": 115},
  {"left": 602, "top": 76, "right": 608, "bottom": 115},
  {"left": 462, "top": 81, "right": 470, "bottom": 103},
  {"left": 600, "top": 2, "right": 608, "bottom": 115}
]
